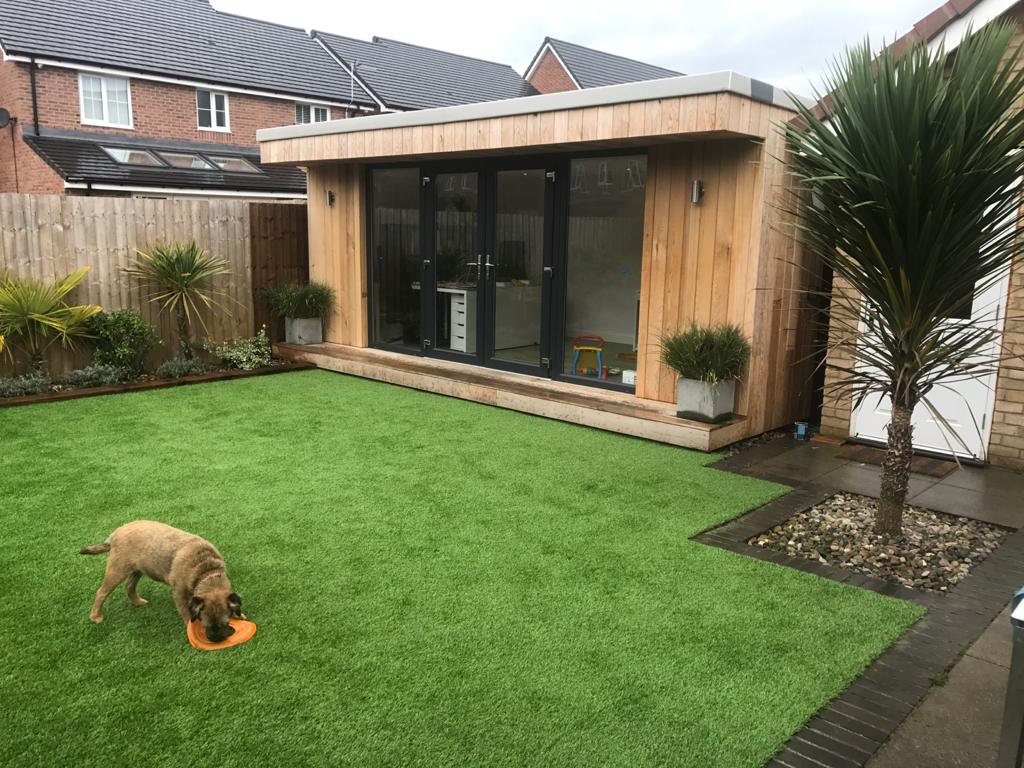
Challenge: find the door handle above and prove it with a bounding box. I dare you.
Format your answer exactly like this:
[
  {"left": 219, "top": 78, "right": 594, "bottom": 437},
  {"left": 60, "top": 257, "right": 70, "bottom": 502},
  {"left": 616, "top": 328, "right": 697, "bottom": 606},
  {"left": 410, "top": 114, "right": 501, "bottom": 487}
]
[
  {"left": 423, "top": 259, "right": 431, "bottom": 271},
  {"left": 543, "top": 266, "right": 554, "bottom": 276},
  {"left": 484, "top": 254, "right": 494, "bottom": 274}
]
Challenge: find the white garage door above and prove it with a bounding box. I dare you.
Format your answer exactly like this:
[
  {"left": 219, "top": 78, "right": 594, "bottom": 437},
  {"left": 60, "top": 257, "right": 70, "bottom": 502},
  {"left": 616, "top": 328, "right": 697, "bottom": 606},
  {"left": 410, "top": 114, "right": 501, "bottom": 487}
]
[{"left": 851, "top": 270, "right": 1008, "bottom": 460}]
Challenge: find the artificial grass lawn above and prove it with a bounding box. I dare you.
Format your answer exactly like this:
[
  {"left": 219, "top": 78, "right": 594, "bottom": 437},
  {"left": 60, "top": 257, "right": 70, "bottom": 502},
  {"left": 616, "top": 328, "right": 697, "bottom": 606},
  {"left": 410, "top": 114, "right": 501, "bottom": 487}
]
[{"left": 0, "top": 370, "right": 922, "bottom": 767}]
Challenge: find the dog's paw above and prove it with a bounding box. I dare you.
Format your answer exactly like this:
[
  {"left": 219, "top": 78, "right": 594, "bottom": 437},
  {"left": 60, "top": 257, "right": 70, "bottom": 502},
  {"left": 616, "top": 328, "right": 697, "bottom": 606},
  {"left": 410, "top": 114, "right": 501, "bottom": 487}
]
[
  {"left": 89, "top": 613, "right": 104, "bottom": 624},
  {"left": 130, "top": 597, "right": 149, "bottom": 607}
]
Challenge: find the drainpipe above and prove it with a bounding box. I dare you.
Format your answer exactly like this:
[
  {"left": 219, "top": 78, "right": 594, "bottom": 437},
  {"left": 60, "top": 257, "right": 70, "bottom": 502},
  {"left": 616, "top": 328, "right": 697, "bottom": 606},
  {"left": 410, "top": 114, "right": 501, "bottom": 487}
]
[{"left": 28, "top": 57, "right": 40, "bottom": 136}]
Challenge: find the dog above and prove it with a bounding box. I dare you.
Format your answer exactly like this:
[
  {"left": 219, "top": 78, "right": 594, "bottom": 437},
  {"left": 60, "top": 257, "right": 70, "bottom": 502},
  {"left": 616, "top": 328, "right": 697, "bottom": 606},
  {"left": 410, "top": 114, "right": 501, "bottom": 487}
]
[{"left": 81, "top": 521, "right": 244, "bottom": 642}]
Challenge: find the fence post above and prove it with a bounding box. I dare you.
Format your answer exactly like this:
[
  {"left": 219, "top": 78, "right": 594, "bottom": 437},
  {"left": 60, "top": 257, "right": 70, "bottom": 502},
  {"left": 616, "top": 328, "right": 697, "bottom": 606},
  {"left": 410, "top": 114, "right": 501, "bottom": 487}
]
[{"left": 997, "top": 587, "right": 1024, "bottom": 768}]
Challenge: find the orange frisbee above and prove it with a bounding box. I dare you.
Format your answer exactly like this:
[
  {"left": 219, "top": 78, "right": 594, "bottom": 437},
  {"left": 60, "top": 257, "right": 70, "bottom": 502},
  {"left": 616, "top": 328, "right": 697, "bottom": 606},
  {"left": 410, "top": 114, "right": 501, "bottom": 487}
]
[{"left": 187, "top": 618, "right": 257, "bottom": 651}]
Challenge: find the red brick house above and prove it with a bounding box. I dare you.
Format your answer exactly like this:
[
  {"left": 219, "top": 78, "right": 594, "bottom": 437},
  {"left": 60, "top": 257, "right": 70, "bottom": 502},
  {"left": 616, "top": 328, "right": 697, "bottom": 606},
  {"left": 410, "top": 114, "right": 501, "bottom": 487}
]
[
  {"left": 0, "top": 0, "right": 534, "bottom": 199},
  {"left": 525, "top": 38, "right": 682, "bottom": 94}
]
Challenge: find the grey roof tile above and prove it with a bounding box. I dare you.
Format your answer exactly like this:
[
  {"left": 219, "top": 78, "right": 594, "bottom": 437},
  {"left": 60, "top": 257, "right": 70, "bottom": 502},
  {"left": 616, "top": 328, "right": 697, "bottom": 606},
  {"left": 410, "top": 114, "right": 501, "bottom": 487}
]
[
  {"left": 543, "top": 38, "right": 682, "bottom": 89},
  {"left": 314, "top": 31, "right": 537, "bottom": 111}
]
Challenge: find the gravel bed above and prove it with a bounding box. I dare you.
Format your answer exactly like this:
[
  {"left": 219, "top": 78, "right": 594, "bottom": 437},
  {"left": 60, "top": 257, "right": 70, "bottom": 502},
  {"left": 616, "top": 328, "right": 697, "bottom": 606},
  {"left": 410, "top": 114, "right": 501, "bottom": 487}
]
[
  {"left": 747, "top": 493, "right": 1009, "bottom": 592},
  {"left": 723, "top": 429, "right": 788, "bottom": 457}
]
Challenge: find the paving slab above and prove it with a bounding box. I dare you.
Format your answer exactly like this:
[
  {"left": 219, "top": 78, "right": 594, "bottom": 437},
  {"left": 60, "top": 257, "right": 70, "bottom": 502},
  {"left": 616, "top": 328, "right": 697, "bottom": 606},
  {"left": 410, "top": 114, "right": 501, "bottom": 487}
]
[{"left": 866, "top": 616, "right": 1010, "bottom": 768}]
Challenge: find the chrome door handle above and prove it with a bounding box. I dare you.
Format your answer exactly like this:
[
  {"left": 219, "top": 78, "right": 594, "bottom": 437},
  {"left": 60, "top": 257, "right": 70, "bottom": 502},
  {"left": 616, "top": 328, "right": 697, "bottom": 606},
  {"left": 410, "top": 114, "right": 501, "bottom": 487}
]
[
  {"left": 543, "top": 266, "right": 554, "bottom": 276},
  {"left": 484, "top": 254, "right": 494, "bottom": 273},
  {"left": 422, "top": 259, "right": 431, "bottom": 271}
]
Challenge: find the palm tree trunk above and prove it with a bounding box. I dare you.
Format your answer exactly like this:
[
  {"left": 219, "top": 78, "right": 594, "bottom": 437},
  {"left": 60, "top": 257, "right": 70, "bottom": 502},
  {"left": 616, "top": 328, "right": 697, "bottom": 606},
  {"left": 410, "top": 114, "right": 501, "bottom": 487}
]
[
  {"left": 176, "top": 305, "right": 192, "bottom": 360},
  {"left": 876, "top": 402, "right": 914, "bottom": 537}
]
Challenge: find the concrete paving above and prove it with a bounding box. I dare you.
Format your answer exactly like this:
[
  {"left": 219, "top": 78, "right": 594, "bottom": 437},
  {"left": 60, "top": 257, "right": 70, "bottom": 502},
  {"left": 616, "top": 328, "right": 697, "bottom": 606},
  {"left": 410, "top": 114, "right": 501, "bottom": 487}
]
[
  {"left": 867, "top": 605, "right": 1012, "bottom": 768},
  {"left": 720, "top": 438, "right": 1024, "bottom": 528}
]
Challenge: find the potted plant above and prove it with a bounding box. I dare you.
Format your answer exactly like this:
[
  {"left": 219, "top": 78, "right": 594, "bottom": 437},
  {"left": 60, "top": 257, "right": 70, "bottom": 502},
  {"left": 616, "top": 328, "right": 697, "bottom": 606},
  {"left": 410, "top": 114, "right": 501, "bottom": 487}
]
[
  {"left": 262, "top": 281, "right": 335, "bottom": 345},
  {"left": 661, "top": 323, "right": 751, "bottom": 422}
]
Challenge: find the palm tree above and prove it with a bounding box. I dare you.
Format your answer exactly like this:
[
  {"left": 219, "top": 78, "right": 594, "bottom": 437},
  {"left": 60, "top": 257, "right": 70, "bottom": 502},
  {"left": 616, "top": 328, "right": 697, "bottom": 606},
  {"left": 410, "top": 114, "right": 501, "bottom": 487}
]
[
  {"left": 0, "top": 268, "right": 101, "bottom": 373},
  {"left": 785, "top": 22, "right": 1024, "bottom": 537},
  {"left": 125, "top": 241, "right": 231, "bottom": 360}
]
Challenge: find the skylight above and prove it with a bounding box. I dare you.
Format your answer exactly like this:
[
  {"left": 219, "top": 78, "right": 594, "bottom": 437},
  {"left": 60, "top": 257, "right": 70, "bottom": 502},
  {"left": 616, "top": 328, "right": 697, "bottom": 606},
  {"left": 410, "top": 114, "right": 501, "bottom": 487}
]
[
  {"left": 102, "top": 147, "right": 163, "bottom": 166},
  {"left": 207, "top": 155, "right": 261, "bottom": 174},
  {"left": 159, "top": 151, "right": 215, "bottom": 170}
]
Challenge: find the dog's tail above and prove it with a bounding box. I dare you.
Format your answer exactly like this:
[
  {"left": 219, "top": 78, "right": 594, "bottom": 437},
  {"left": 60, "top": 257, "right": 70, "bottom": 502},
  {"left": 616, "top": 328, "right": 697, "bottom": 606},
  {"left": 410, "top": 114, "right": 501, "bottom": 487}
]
[{"left": 80, "top": 540, "right": 111, "bottom": 555}]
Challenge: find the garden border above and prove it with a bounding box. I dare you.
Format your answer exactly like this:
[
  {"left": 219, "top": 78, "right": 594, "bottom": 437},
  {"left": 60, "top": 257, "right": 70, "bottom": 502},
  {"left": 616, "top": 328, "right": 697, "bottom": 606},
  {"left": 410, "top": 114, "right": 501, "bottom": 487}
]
[
  {"left": 696, "top": 467, "right": 1024, "bottom": 768},
  {"left": 0, "top": 362, "right": 316, "bottom": 408}
]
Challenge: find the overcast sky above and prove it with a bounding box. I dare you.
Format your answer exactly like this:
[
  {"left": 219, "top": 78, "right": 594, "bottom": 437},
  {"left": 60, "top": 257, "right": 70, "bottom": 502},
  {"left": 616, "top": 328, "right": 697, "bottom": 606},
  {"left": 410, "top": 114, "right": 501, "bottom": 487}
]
[{"left": 215, "top": 0, "right": 940, "bottom": 97}]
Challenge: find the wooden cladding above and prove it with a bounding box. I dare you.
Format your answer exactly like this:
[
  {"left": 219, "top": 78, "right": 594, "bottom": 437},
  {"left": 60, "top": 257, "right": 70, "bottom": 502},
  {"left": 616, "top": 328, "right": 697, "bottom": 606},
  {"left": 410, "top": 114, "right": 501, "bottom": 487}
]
[
  {"left": 307, "top": 164, "right": 367, "bottom": 346},
  {"left": 635, "top": 129, "right": 819, "bottom": 433},
  {"left": 261, "top": 94, "right": 778, "bottom": 166}
]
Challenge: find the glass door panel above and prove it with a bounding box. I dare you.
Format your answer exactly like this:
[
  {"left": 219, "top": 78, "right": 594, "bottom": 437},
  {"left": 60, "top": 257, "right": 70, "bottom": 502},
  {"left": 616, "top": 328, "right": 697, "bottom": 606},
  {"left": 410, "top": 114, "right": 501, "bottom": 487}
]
[
  {"left": 489, "top": 169, "right": 547, "bottom": 368},
  {"left": 369, "top": 168, "right": 421, "bottom": 350},
  {"left": 562, "top": 155, "right": 646, "bottom": 387},
  {"left": 433, "top": 172, "right": 481, "bottom": 356}
]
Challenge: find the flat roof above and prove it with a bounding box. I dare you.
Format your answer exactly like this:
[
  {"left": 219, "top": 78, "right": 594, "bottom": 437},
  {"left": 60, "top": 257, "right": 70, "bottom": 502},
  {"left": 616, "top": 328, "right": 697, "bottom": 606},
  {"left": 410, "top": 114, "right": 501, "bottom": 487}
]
[{"left": 257, "top": 71, "right": 806, "bottom": 143}]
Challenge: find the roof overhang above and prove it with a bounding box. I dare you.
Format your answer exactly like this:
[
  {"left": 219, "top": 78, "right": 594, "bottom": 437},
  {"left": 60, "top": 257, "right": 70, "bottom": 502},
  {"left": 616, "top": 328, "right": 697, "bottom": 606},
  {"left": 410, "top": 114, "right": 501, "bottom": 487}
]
[{"left": 258, "top": 71, "right": 806, "bottom": 166}]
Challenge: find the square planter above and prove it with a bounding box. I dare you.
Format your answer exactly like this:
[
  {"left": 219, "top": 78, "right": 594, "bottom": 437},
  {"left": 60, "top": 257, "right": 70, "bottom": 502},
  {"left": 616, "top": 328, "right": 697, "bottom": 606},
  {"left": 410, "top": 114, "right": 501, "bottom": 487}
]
[
  {"left": 284, "top": 317, "right": 323, "bottom": 345},
  {"left": 676, "top": 378, "right": 736, "bottom": 423}
]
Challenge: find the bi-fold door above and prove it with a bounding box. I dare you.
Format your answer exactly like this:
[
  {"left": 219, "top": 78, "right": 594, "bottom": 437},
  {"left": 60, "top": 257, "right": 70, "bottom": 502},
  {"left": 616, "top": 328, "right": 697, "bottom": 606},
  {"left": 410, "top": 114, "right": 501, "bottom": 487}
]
[{"left": 420, "top": 161, "right": 558, "bottom": 377}]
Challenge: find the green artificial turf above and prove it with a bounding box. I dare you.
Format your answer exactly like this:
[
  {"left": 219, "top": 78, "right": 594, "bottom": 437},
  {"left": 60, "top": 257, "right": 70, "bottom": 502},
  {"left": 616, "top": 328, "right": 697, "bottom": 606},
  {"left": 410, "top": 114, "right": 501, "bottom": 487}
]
[{"left": 0, "top": 370, "right": 922, "bottom": 767}]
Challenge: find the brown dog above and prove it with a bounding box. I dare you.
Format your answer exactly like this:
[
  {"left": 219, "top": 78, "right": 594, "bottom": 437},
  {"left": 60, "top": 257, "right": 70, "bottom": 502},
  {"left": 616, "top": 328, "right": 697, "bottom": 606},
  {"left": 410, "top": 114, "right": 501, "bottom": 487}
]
[{"left": 81, "top": 521, "right": 244, "bottom": 642}]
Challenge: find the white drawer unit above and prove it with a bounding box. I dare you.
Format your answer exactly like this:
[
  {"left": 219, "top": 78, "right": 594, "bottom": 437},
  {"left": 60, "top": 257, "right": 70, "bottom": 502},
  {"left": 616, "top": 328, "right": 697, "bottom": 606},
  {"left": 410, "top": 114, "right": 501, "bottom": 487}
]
[{"left": 441, "top": 288, "right": 476, "bottom": 353}]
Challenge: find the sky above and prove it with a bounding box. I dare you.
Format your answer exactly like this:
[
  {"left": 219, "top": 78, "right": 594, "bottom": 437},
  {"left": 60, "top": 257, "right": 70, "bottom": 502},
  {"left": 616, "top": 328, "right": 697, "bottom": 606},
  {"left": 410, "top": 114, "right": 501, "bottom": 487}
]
[{"left": 215, "top": 0, "right": 941, "bottom": 96}]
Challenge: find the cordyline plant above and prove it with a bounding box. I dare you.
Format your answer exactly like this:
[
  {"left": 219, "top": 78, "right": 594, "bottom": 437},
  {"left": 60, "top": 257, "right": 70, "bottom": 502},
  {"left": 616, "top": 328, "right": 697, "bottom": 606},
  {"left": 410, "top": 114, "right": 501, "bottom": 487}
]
[
  {"left": 784, "top": 22, "right": 1024, "bottom": 537},
  {"left": 125, "top": 241, "right": 231, "bottom": 360},
  {"left": 0, "top": 267, "right": 101, "bottom": 372}
]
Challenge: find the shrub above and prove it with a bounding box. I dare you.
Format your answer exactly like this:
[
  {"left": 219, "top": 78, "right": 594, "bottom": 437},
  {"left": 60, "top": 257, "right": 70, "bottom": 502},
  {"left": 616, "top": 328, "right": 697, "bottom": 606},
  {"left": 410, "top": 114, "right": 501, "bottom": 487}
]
[
  {"left": 661, "top": 324, "right": 751, "bottom": 384},
  {"left": 261, "top": 281, "right": 335, "bottom": 319},
  {"left": 156, "top": 357, "right": 209, "bottom": 380},
  {"left": 0, "top": 268, "right": 102, "bottom": 372},
  {"left": 61, "top": 365, "right": 128, "bottom": 389},
  {"left": 0, "top": 372, "right": 50, "bottom": 397},
  {"left": 86, "top": 309, "right": 160, "bottom": 377},
  {"left": 125, "top": 241, "right": 231, "bottom": 360},
  {"left": 206, "top": 327, "right": 273, "bottom": 371}
]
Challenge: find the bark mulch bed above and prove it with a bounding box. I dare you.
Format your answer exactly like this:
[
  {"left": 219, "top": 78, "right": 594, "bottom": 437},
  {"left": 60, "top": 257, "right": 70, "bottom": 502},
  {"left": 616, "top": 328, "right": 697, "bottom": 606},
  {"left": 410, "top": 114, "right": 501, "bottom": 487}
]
[
  {"left": 0, "top": 361, "right": 315, "bottom": 408},
  {"left": 747, "top": 492, "right": 1009, "bottom": 592}
]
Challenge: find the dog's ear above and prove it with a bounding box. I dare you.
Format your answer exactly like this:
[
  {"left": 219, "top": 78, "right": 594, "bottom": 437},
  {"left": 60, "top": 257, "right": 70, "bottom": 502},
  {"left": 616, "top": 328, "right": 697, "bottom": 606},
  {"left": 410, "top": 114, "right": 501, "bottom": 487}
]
[
  {"left": 227, "top": 593, "right": 242, "bottom": 618},
  {"left": 188, "top": 596, "right": 204, "bottom": 622}
]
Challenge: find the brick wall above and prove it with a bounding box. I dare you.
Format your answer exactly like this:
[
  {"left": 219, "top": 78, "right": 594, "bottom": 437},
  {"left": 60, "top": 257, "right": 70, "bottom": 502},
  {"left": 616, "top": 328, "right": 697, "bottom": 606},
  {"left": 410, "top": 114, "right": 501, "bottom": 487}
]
[
  {"left": 0, "top": 59, "right": 65, "bottom": 193},
  {"left": 986, "top": 256, "right": 1024, "bottom": 469},
  {"left": 528, "top": 49, "right": 578, "bottom": 94},
  {"left": 0, "top": 59, "right": 339, "bottom": 194},
  {"left": 31, "top": 66, "right": 298, "bottom": 146}
]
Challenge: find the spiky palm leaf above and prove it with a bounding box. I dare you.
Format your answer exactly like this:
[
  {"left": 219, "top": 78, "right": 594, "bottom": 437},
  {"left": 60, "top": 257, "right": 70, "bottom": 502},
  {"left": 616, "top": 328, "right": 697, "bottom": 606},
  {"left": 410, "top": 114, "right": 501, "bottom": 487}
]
[
  {"left": 784, "top": 22, "right": 1024, "bottom": 535},
  {"left": 124, "top": 241, "right": 231, "bottom": 358},
  {"left": 0, "top": 267, "right": 102, "bottom": 371}
]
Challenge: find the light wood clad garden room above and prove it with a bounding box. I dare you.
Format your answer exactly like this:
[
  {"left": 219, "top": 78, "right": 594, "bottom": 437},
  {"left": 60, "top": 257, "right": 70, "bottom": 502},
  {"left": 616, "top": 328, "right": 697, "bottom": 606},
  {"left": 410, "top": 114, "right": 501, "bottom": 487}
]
[{"left": 258, "top": 73, "right": 820, "bottom": 451}]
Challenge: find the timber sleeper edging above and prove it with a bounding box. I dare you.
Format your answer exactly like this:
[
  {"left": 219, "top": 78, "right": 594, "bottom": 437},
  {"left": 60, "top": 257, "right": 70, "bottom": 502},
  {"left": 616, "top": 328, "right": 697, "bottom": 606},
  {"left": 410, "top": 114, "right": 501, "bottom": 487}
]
[{"left": 0, "top": 362, "right": 316, "bottom": 408}]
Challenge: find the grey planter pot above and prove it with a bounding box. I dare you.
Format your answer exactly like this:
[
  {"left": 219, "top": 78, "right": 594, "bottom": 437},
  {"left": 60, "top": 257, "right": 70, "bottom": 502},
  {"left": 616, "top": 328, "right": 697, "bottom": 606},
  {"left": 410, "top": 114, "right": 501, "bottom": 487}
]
[
  {"left": 676, "top": 378, "right": 736, "bottom": 423},
  {"left": 284, "top": 317, "right": 323, "bottom": 345}
]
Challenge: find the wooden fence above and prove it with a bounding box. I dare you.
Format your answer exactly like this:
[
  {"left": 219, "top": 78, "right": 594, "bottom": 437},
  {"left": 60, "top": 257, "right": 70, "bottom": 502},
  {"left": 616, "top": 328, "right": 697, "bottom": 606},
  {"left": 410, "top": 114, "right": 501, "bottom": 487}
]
[{"left": 0, "top": 194, "right": 307, "bottom": 376}]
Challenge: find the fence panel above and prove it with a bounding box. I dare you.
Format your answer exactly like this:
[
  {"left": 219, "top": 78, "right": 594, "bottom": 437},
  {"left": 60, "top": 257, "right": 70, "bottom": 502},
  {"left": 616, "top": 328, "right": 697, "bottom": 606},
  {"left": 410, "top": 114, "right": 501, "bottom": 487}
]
[{"left": 0, "top": 193, "right": 308, "bottom": 376}]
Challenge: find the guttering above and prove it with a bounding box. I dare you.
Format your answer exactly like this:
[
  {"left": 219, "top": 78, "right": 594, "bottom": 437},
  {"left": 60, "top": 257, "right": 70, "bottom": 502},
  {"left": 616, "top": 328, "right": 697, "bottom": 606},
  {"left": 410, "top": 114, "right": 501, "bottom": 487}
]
[
  {"left": 63, "top": 181, "right": 307, "bottom": 199},
  {"left": 28, "top": 57, "right": 40, "bottom": 136},
  {"left": 258, "top": 70, "right": 808, "bottom": 143},
  {"left": 2, "top": 53, "right": 376, "bottom": 112}
]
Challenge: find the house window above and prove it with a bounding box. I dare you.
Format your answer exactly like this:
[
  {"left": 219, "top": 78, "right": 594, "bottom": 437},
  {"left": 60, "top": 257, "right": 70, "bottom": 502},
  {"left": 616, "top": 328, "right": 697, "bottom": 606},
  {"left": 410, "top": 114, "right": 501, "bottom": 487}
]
[
  {"left": 196, "top": 90, "right": 229, "bottom": 131},
  {"left": 158, "top": 151, "right": 215, "bottom": 170},
  {"left": 295, "top": 103, "right": 330, "bottom": 124},
  {"left": 79, "top": 74, "right": 132, "bottom": 128},
  {"left": 206, "top": 155, "right": 260, "bottom": 173},
  {"left": 102, "top": 146, "right": 162, "bottom": 166}
]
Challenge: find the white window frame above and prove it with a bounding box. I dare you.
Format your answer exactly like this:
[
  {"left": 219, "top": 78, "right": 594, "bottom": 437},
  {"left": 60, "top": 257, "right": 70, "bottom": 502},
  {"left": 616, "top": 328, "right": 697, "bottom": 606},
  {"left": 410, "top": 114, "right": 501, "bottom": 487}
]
[
  {"left": 295, "top": 102, "right": 331, "bottom": 124},
  {"left": 78, "top": 73, "right": 133, "bottom": 129},
  {"left": 196, "top": 89, "right": 230, "bottom": 132}
]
